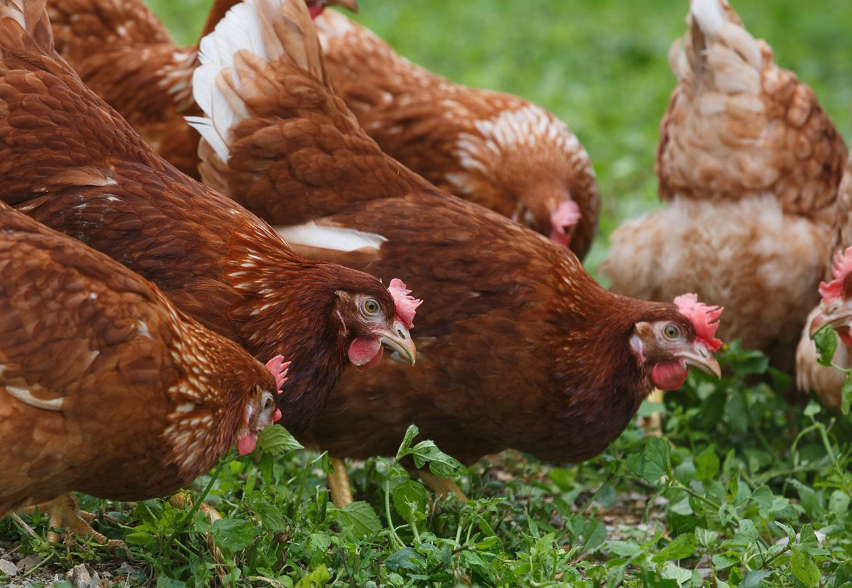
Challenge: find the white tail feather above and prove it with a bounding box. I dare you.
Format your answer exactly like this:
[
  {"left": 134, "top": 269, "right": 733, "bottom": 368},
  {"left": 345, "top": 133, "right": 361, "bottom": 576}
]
[
  {"left": 689, "top": 0, "right": 726, "bottom": 39},
  {"left": 190, "top": 0, "right": 302, "bottom": 162}
]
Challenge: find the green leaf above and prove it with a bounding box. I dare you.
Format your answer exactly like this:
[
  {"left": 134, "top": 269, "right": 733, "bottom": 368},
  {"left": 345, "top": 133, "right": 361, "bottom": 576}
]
[
  {"left": 125, "top": 531, "right": 154, "bottom": 546},
  {"left": 336, "top": 501, "right": 382, "bottom": 540},
  {"left": 294, "top": 566, "right": 330, "bottom": 588},
  {"left": 256, "top": 426, "right": 303, "bottom": 455},
  {"left": 725, "top": 476, "right": 739, "bottom": 504},
  {"left": 608, "top": 540, "right": 641, "bottom": 558},
  {"left": 211, "top": 519, "right": 259, "bottom": 552},
  {"left": 813, "top": 325, "right": 839, "bottom": 367},
  {"left": 626, "top": 436, "right": 671, "bottom": 484},
  {"left": 395, "top": 425, "right": 420, "bottom": 461},
  {"left": 829, "top": 490, "right": 851, "bottom": 516},
  {"left": 695, "top": 446, "right": 720, "bottom": 483},
  {"left": 790, "top": 548, "right": 820, "bottom": 588},
  {"left": 842, "top": 372, "right": 852, "bottom": 415},
  {"left": 385, "top": 547, "right": 426, "bottom": 573},
  {"left": 392, "top": 479, "right": 428, "bottom": 522},
  {"left": 156, "top": 578, "right": 186, "bottom": 588},
  {"left": 739, "top": 570, "right": 772, "bottom": 588},
  {"left": 738, "top": 519, "right": 759, "bottom": 544},
  {"left": 407, "top": 439, "right": 465, "bottom": 478},
  {"left": 803, "top": 400, "right": 822, "bottom": 417},
  {"left": 652, "top": 534, "right": 696, "bottom": 563},
  {"left": 694, "top": 527, "right": 718, "bottom": 549},
  {"left": 255, "top": 502, "right": 287, "bottom": 532}
]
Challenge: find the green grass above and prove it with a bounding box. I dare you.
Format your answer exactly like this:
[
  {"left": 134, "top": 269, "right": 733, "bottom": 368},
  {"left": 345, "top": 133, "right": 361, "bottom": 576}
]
[{"left": 3, "top": 1, "right": 852, "bottom": 587}]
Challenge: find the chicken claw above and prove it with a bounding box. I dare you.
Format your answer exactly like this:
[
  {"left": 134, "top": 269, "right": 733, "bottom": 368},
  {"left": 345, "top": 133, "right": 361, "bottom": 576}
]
[{"left": 22, "top": 494, "right": 130, "bottom": 557}]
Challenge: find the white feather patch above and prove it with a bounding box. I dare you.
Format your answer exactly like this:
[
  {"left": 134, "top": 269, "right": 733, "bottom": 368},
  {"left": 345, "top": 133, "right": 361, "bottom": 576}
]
[
  {"left": 275, "top": 222, "right": 387, "bottom": 252},
  {"left": 190, "top": 0, "right": 291, "bottom": 162},
  {"left": 5, "top": 385, "right": 64, "bottom": 411},
  {"left": 690, "top": 0, "right": 726, "bottom": 39}
]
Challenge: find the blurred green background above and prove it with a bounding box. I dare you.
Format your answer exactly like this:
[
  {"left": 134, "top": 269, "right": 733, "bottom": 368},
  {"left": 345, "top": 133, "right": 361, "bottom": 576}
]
[{"left": 148, "top": 0, "right": 852, "bottom": 271}]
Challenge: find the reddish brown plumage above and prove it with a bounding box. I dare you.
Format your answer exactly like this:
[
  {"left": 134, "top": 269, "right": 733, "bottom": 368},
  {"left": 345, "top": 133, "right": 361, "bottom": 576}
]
[
  {"left": 0, "top": 203, "right": 281, "bottom": 517},
  {"left": 191, "top": 0, "right": 722, "bottom": 465},
  {"left": 45, "top": 0, "right": 356, "bottom": 179},
  {"left": 0, "top": 0, "right": 413, "bottom": 436},
  {"left": 313, "top": 10, "right": 600, "bottom": 261}
]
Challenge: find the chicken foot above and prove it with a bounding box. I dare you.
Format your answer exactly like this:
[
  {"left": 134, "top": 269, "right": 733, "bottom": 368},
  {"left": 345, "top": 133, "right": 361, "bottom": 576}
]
[
  {"left": 20, "top": 494, "right": 129, "bottom": 555},
  {"left": 328, "top": 455, "right": 354, "bottom": 508},
  {"left": 418, "top": 470, "right": 468, "bottom": 502}
]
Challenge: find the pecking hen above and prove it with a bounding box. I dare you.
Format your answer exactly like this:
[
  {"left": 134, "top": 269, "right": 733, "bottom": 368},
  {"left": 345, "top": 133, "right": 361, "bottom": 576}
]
[
  {"left": 0, "top": 0, "right": 416, "bottom": 437},
  {"left": 46, "top": 0, "right": 356, "bottom": 178},
  {"left": 797, "top": 151, "right": 852, "bottom": 408},
  {"left": 600, "top": 0, "right": 846, "bottom": 373},
  {"left": 0, "top": 202, "right": 287, "bottom": 546},
  {"left": 314, "top": 9, "right": 600, "bottom": 260},
  {"left": 188, "top": 0, "right": 724, "bottom": 505}
]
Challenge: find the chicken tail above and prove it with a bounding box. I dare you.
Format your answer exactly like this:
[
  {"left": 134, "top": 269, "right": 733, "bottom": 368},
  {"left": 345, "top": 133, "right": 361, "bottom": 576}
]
[
  {"left": 0, "top": 0, "right": 52, "bottom": 55},
  {"left": 671, "top": 0, "right": 762, "bottom": 95},
  {"left": 189, "top": 0, "right": 330, "bottom": 164}
]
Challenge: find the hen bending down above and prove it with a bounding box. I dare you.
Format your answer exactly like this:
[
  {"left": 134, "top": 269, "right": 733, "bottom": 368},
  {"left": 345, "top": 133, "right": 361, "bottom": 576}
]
[
  {"left": 313, "top": 10, "right": 600, "bottom": 260},
  {"left": 797, "top": 151, "right": 852, "bottom": 407},
  {"left": 188, "top": 0, "right": 724, "bottom": 504},
  {"left": 601, "top": 0, "right": 846, "bottom": 373},
  {"left": 0, "top": 203, "right": 286, "bottom": 546},
  {"left": 0, "top": 0, "right": 414, "bottom": 438},
  {"left": 46, "top": 0, "right": 356, "bottom": 178}
]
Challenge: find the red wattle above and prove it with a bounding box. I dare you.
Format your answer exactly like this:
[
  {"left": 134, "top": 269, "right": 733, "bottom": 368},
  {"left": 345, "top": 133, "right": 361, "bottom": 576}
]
[
  {"left": 237, "top": 433, "right": 258, "bottom": 456},
  {"left": 348, "top": 336, "right": 383, "bottom": 368},
  {"left": 650, "top": 361, "right": 688, "bottom": 391}
]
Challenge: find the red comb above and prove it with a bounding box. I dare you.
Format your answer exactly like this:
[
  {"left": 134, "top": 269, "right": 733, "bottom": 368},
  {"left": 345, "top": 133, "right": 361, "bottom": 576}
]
[
  {"left": 818, "top": 247, "right": 852, "bottom": 304},
  {"left": 388, "top": 278, "right": 421, "bottom": 330},
  {"left": 674, "top": 293, "right": 723, "bottom": 352},
  {"left": 265, "top": 355, "right": 290, "bottom": 390}
]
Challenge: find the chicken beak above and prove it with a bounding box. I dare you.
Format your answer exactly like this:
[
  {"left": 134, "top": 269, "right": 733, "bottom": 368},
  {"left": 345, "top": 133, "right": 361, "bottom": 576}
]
[
  {"left": 376, "top": 321, "right": 417, "bottom": 365},
  {"left": 330, "top": 0, "right": 358, "bottom": 12},
  {"left": 809, "top": 307, "right": 852, "bottom": 338},
  {"left": 678, "top": 345, "right": 721, "bottom": 379}
]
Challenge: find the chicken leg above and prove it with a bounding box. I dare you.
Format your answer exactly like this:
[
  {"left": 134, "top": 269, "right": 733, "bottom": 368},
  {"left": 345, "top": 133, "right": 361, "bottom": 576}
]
[
  {"left": 328, "top": 456, "right": 354, "bottom": 508},
  {"left": 640, "top": 388, "right": 665, "bottom": 436},
  {"left": 21, "top": 494, "right": 128, "bottom": 553},
  {"left": 418, "top": 470, "right": 468, "bottom": 502}
]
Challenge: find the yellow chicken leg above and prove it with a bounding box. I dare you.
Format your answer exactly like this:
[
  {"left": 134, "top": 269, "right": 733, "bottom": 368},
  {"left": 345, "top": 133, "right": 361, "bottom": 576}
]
[
  {"left": 328, "top": 456, "right": 354, "bottom": 508},
  {"left": 22, "top": 494, "right": 128, "bottom": 554},
  {"left": 641, "top": 388, "right": 665, "bottom": 436},
  {"left": 418, "top": 470, "right": 468, "bottom": 502}
]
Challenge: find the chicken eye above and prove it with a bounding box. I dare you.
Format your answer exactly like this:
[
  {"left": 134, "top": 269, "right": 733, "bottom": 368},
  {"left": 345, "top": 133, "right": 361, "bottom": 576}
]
[
  {"left": 363, "top": 299, "right": 379, "bottom": 314},
  {"left": 663, "top": 324, "right": 681, "bottom": 340},
  {"left": 261, "top": 392, "right": 274, "bottom": 411}
]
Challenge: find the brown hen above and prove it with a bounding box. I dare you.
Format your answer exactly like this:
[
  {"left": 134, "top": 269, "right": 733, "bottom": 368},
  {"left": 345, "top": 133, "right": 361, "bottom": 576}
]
[
  {"left": 0, "top": 202, "right": 287, "bottom": 546},
  {"left": 797, "top": 149, "right": 852, "bottom": 407},
  {"left": 0, "top": 0, "right": 415, "bottom": 437},
  {"left": 601, "top": 0, "right": 846, "bottom": 372},
  {"left": 46, "top": 0, "right": 356, "bottom": 178},
  {"left": 189, "top": 0, "right": 724, "bottom": 504},
  {"left": 314, "top": 9, "right": 600, "bottom": 260}
]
